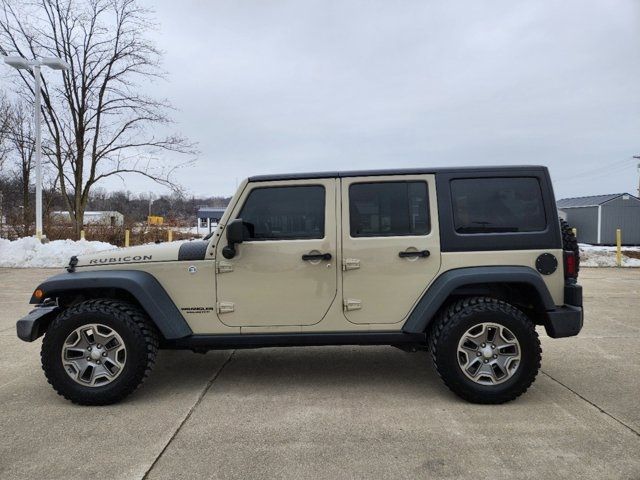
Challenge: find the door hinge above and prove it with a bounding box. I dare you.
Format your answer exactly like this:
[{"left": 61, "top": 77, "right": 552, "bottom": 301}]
[
  {"left": 216, "top": 301, "right": 235, "bottom": 314},
  {"left": 342, "top": 258, "right": 361, "bottom": 271},
  {"left": 343, "top": 298, "right": 362, "bottom": 311},
  {"left": 216, "top": 261, "right": 234, "bottom": 274}
]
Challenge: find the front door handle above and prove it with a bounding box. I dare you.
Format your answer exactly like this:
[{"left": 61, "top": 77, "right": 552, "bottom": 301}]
[
  {"left": 302, "top": 252, "right": 332, "bottom": 261},
  {"left": 398, "top": 250, "right": 430, "bottom": 258}
]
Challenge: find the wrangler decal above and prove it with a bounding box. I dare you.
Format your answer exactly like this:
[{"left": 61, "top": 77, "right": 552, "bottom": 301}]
[{"left": 180, "top": 306, "right": 215, "bottom": 314}]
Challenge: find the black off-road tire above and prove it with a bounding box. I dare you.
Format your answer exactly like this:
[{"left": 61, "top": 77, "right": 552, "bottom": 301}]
[
  {"left": 560, "top": 217, "right": 580, "bottom": 275},
  {"left": 429, "top": 297, "right": 541, "bottom": 404},
  {"left": 41, "top": 299, "right": 159, "bottom": 405}
]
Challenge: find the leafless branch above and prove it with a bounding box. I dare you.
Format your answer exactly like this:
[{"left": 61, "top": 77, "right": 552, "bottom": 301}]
[{"left": 0, "top": 0, "right": 197, "bottom": 234}]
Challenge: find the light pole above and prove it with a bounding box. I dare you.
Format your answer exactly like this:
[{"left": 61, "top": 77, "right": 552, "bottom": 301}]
[
  {"left": 634, "top": 156, "right": 640, "bottom": 198},
  {"left": 3, "top": 55, "right": 70, "bottom": 239}
]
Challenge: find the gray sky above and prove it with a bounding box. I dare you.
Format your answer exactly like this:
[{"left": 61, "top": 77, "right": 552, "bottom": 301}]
[{"left": 47, "top": 0, "right": 640, "bottom": 198}]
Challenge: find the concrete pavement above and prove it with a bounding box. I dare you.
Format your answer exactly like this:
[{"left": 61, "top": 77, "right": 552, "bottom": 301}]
[{"left": 0, "top": 267, "right": 638, "bottom": 479}]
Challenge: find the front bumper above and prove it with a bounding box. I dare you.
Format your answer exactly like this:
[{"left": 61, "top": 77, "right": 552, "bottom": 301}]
[
  {"left": 544, "top": 283, "right": 583, "bottom": 338},
  {"left": 16, "top": 305, "right": 60, "bottom": 342}
]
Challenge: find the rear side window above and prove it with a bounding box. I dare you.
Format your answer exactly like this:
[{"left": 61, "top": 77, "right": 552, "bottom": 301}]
[
  {"left": 349, "top": 181, "right": 430, "bottom": 237},
  {"left": 451, "top": 177, "right": 546, "bottom": 234},
  {"left": 239, "top": 185, "right": 325, "bottom": 240}
]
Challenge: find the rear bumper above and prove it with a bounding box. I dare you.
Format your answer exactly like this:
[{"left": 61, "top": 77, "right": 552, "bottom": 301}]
[
  {"left": 16, "top": 305, "right": 60, "bottom": 342},
  {"left": 545, "top": 305, "right": 583, "bottom": 338},
  {"left": 545, "top": 283, "right": 583, "bottom": 338}
]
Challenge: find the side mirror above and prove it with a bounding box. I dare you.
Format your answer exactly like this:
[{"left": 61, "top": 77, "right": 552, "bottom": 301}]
[{"left": 222, "top": 219, "right": 247, "bottom": 259}]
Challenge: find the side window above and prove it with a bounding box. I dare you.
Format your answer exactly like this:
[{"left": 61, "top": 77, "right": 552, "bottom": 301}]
[
  {"left": 349, "top": 181, "right": 430, "bottom": 237},
  {"left": 451, "top": 177, "right": 546, "bottom": 234},
  {"left": 239, "top": 185, "right": 325, "bottom": 240}
]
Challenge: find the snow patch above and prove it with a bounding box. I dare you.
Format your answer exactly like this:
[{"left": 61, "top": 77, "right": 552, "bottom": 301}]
[
  {"left": 579, "top": 243, "right": 640, "bottom": 267},
  {"left": 0, "top": 237, "right": 116, "bottom": 268}
]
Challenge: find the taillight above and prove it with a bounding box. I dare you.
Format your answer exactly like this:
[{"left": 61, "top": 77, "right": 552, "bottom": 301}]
[{"left": 564, "top": 251, "right": 577, "bottom": 279}]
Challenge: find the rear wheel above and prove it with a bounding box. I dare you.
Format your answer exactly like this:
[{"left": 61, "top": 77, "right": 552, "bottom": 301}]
[
  {"left": 41, "top": 299, "right": 159, "bottom": 405},
  {"left": 429, "top": 297, "right": 541, "bottom": 404}
]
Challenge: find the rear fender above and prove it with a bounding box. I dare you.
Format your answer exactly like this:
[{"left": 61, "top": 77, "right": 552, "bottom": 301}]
[{"left": 402, "top": 266, "right": 556, "bottom": 333}]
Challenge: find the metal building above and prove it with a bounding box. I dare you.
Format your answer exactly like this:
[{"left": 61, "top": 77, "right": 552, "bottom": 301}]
[
  {"left": 557, "top": 193, "right": 640, "bottom": 245},
  {"left": 197, "top": 207, "right": 226, "bottom": 235},
  {"left": 51, "top": 210, "right": 124, "bottom": 227}
]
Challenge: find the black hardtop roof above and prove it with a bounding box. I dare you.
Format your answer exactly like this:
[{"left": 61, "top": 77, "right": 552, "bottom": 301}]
[{"left": 248, "top": 165, "right": 549, "bottom": 182}]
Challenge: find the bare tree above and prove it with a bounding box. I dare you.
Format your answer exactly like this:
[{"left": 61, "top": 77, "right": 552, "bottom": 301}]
[
  {"left": 0, "top": 94, "right": 11, "bottom": 168},
  {"left": 0, "top": 0, "right": 196, "bottom": 237},
  {"left": 6, "top": 101, "right": 36, "bottom": 235}
]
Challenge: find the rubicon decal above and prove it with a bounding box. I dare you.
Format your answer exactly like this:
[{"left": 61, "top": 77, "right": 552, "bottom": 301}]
[{"left": 89, "top": 255, "right": 153, "bottom": 264}]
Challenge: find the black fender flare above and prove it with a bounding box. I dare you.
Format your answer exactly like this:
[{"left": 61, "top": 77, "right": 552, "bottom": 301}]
[
  {"left": 30, "top": 270, "right": 192, "bottom": 340},
  {"left": 402, "top": 266, "right": 556, "bottom": 334}
]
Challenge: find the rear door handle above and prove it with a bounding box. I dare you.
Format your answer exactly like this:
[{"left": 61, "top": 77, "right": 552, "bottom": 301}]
[
  {"left": 398, "top": 250, "right": 430, "bottom": 258},
  {"left": 302, "top": 253, "right": 332, "bottom": 261}
]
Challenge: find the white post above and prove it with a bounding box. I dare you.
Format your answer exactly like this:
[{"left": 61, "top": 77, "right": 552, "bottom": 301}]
[
  {"left": 596, "top": 205, "right": 602, "bottom": 244},
  {"left": 33, "top": 65, "right": 43, "bottom": 239},
  {"left": 3, "top": 56, "right": 69, "bottom": 241}
]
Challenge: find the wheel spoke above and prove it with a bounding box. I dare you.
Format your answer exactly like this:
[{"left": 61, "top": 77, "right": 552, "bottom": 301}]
[
  {"left": 490, "top": 361, "right": 507, "bottom": 381},
  {"left": 103, "top": 335, "right": 121, "bottom": 351},
  {"left": 93, "top": 325, "right": 111, "bottom": 345},
  {"left": 485, "top": 326, "right": 498, "bottom": 344},
  {"left": 496, "top": 343, "right": 519, "bottom": 356},
  {"left": 475, "top": 362, "right": 495, "bottom": 383},
  {"left": 63, "top": 347, "right": 85, "bottom": 360},
  {"left": 92, "top": 364, "right": 111, "bottom": 384},
  {"left": 460, "top": 338, "right": 479, "bottom": 353},
  {"left": 79, "top": 364, "right": 95, "bottom": 384},
  {"left": 81, "top": 328, "right": 95, "bottom": 346},
  {"left": 465, "top": 358, "right": 483, "bottom": 377},
  {"left": 102, "top": 358, "right": 120, "bottom": 377}
]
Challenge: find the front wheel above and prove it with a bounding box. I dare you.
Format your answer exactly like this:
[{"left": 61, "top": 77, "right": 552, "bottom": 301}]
[
  {"left": 41, "top": 299, "right": 159, "bottom": 405},
  {"left": 429, "top": 297, "right": 541, "bottom": 404}
]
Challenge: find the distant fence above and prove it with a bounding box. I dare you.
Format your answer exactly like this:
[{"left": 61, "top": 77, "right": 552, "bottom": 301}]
[{"left": 56, "top": 225, "right": 198, "bottom": 246}]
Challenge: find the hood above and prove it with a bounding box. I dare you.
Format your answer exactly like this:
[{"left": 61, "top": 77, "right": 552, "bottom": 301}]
[{"left": 72, "top": 240, "right": 209, "bottom": 270}]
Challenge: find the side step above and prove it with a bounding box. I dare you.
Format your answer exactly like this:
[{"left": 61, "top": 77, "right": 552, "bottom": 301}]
[{"left": 165, "top": 331, "right": 426, "bottom": 351}]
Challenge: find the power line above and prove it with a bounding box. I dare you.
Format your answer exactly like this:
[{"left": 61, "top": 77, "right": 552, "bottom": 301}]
[{"left": 555, "top": 157, "right": 637, "bottom": 183}]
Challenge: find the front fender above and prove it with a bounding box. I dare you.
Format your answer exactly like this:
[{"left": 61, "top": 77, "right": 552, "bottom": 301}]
[{"left": 29, "top": 270, "right": 192, "bottom": 340}]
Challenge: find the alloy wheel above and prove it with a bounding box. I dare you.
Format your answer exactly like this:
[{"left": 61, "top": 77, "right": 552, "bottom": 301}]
[
  {"left": 60, "top": 323, "right": 127, "bottom": 386},
  {"left": 456, "top": 322, "right": 521, "bottom": 385}
]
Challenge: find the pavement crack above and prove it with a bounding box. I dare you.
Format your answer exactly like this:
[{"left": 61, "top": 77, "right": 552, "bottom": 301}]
[
  {"left": 541, "top": 370, "right": 639, "bottom": 438},
  {"left": 142, "top": 350, "right": 236, "bottom": 479}
]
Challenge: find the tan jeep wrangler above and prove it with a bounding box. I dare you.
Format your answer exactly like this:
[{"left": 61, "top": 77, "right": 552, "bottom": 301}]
[{"left": 17, "top": 166, "right": 583, "bottom": 405}]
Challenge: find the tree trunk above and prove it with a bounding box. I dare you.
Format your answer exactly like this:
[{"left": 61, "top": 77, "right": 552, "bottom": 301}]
[
  {"left": 74, "top": 201, "right": 84, "bottom": 239},
  {"left": 21, "top": 166, "right": 29, "bottom": 237}
]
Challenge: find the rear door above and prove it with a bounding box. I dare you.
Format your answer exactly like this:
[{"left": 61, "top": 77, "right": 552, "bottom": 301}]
[{"left": 341, "top": 174, "right": 441, "bottom": 324}]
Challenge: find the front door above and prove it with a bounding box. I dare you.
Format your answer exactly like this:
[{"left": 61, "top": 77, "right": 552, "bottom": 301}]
[
  {"left": 216, "top": 179, "right": 338, "bottom": 327},
  {"left": 341, "top": 174, "right": 441, "bottom": 324}
]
